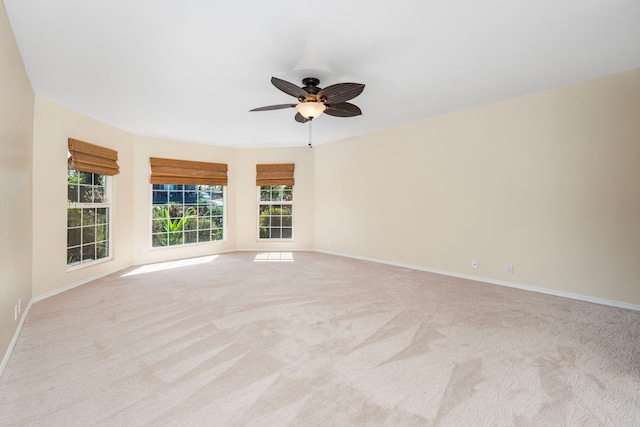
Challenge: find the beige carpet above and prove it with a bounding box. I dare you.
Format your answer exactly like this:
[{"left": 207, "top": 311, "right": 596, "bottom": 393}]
[{"left": 1, "top": 251, "right": 639, "bottom": 426}]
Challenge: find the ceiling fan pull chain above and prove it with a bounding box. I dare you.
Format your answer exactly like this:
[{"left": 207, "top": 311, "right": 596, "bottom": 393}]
[{"left": 308, "top": 119, "right": 313, "bottom": 148}]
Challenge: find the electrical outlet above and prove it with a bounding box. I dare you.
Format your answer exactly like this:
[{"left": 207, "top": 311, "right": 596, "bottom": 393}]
[
  {"left": 472, "top": 259, "right": 478, "bottom": 269},
  {"left": 505, "top": 264, "right": 513, "bottom": 274}
]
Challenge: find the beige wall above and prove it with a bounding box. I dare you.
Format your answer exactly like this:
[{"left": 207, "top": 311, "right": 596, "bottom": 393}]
[
  {"left": 0, "top": 1, "right": 34, "bottom": 358},
  {"left": 315, "top": 69, "right": 640, "bottom": 306},
  {"left": 32, "top": 97, "right": 136, "bottom": 296}
]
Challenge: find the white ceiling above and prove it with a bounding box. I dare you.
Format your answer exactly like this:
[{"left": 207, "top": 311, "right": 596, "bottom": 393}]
[{"left": 5, "top": 0, "right": 640, "bottom": 148}]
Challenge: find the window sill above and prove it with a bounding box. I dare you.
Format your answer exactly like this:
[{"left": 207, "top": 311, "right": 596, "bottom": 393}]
[
  {"left": 150, "top": 240, "right": 227, "bottom": 251},
  {"left": 67, "top": 256, "right": 113, "bottom": 272}
]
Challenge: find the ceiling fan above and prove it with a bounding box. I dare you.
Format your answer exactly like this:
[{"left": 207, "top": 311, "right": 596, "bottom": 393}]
[{"left": 250, "top": 77, "right": 365, "bottom": 123}]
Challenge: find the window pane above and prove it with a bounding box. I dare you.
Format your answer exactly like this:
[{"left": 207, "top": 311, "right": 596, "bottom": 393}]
[
  {"left": 185, "top": 218, "right": 198, "bottom": 231},
  {"left": 152, "top": 219, "right": 165, "bottom": 233},
  {"left": 68, "top": 228, "right": 81, "bottom": 247},
  {"left": 198, "top": 218, "right": 211, "bottom": 230},
  {"left": 152, "top": 205, "right": 167, "bottom": 219},
  {"left": 271, "top": 228, "right": 281, "bottom": 239},
  {"left": 212, "top": 217, "right": 223, "bottom": 228},
  {"left": 97, "top": 208, "right": 108, "bottom": 224},
  {"left": 212, "top": 229, "right": 223, "bottom": 241},
  {"left": 96, "top": 225, "right": 108, "bottom": 242},
  {"left": 168, "top": 232, "right": 183, "bottom": 246},
  {"left": 168, "top": 205, "right": 183, "bottom": 218},
  {"left": 198, "top": 230, "right": 211, "bottom": 242},
  {"left": 184, "top": 231, "right": 198, "bottom": 244},
  {"left": 185, "top": 191, "right": 198, "bottom": 205},
  {"left": 94, "top": 186, "right": 106, "bottom": 203},
  {"left": 152, "top": 234, "right": 168, "bottom": 247},
  {"left": 196, "top": 205, "right": 209, "bottom": 217},
  {"left": 79, "top": 172, "right": 92, "bottom": 185},
  {"left": 82, "top": 244, "right": 95, "bottom": 261},
  {"left": 82, "top": 209, "right": 96, "bottom": 226},
  {"left": 281, "top": 205, "right": 292, "bottom": 215},
  {"left": 68, "top": 209, "right": 82, "bottom": 227},
  {"left": 153, "top": 191, "right": 168, "bottom": 204},
  {"left": 83, "top": 226, "right": 96, "bottom": 244},
  {"left": 282, "top": 216, "right": 292, "bottom": 227},
  {"left": 68, "top": 185, "right": 79, "bottom": 203},
  {"left": 67, "top": 247, "right": 81, "bottom": 265},
  {"left": 282, "top": 228, "right": 292, "bottom": 238},
  {"left": 91, "top": 173, "right": 104, "bottom": 186},
  {"left": 271, "top": 217, "right": 281, "bottom": 226},
  {"left": 96, "top": 242, "right": 108, "bottom": 259},
  {"left": 271, "top": 204, "right": 282, "bottom": 214},
  {"left": 80, "top": 186, "right": 93, "bottom": 203},
  {"left": 169, "top": 191, "right": 183, "bottom": 204}
]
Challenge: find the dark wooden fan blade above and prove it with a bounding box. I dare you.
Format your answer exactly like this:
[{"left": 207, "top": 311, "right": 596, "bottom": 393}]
[
  {"left": 272, "top": 77, "right": 309, "bottom": 100},
  {"left": 295, "top": 112, "right": 310, "bottom": 123},
  {"left": 317, "top": 83, "right": 365, "bottom": 104},
  {"left": 250, "top": 104, "right": 296, "bottom": 112},
  {"left": 324, "top": 102, "right": 362, "bottom": 117}
]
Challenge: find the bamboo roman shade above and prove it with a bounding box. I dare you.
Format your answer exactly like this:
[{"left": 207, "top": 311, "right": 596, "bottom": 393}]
[
  {"left": 150, "top": 157, "right": 228, "bottom": 186},
  {"left": 68, "top": 138, "right": 120, "bottom": 175},
  {"left": 256, "top": 163, "right": 295, "bottom": 186}
]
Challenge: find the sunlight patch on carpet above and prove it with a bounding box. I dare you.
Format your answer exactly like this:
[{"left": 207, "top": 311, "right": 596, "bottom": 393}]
[
  {"left": 254, "top": 252, "right": 294, "bottom": 262},
  {"left": 121, "top": 255, "right": 218, "bottom": 276}
]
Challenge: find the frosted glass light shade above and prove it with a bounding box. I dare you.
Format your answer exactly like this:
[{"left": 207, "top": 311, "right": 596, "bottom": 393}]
[{"left": 295, "top": 102, "right": 326, "bottom": 119}]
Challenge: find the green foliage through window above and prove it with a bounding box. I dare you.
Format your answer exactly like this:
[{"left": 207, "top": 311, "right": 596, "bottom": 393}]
[
  {"left": 67, "top": 170, "right": 110, "bottom": 267},
  {"left": 151, "top": 184, "right": 224, "bottom": 247},
  {"left": 258, "top": 185, "right": 293, "bottom": 239}
]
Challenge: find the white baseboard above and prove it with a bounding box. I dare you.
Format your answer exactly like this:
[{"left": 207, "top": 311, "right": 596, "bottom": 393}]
[
  {"left": 0, "top": 298, "right": 34, "bottom": 378},
  {"left": 315, "top": 249, "right": 640, "bottom": 312},
  {"left": 237, "top": 248, "right": 316, "bottom": 253},
  {"left": 32, "top": 267, "right": 126, "bottom": 304}
]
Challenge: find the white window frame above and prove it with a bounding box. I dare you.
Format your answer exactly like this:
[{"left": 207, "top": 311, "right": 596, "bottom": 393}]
[
  {"left": 67, "top": 171, "right": 112, "bottom": 270},
  {"left": 257, "top": 185, "right": 294, "bottom": 240},
  {"left": 150, "top": 184, "right": 227, "bottom": 249}
]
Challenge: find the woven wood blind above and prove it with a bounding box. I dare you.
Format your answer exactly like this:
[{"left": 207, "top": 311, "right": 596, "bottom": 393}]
[
  {"left": 68, "top": 138, "right": 120, "bottom": 175},
  {"left": 150, "top": 157, "right": 228, "bottom": 186},
  {"left": 256, "top": 163, "right": 295, "bottom": 186}
]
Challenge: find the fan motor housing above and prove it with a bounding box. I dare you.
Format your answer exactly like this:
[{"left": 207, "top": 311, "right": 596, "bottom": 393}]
[{"left": 302, "top": 77, "right": 321, "bottom": 94}]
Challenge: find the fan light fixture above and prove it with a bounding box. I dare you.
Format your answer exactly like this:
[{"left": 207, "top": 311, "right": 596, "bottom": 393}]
[{"left": 295, "top": 102, "right": 326, "bottom": 119}]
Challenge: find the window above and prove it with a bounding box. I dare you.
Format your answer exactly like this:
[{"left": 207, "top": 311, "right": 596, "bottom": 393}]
[
  {"left": 258, "top": 185, "right": 293, "bottom": 239},
  {"left": 151, "top": 184, "right": 225, "bottom": 247},
  {"left": 67, "top": 171, "right": 110, "bottom": 267},
  {"left": 67, "top": 138, "right": 118, "bottom": 268}
]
